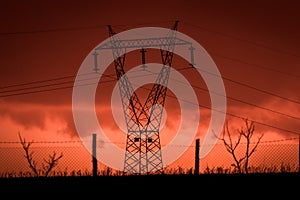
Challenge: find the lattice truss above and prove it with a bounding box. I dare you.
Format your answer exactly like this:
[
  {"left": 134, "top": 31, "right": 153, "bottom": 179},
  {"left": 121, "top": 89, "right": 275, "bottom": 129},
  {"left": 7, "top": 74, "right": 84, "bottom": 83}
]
[{"left": 93, "top": 21, "right": 194, "bottom": 174}]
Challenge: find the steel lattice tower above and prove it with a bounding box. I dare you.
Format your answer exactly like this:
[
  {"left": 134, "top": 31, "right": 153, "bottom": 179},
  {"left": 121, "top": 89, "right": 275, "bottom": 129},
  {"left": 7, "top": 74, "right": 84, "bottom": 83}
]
[{"left": 94, "top": 21, "right": 194, "bottom": 174}]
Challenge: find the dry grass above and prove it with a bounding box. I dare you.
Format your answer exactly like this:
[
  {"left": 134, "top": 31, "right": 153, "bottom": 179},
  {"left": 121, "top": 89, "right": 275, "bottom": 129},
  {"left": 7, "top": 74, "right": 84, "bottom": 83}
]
[{"left": 1, "top": 162, "right": 298, "bottom": 178}]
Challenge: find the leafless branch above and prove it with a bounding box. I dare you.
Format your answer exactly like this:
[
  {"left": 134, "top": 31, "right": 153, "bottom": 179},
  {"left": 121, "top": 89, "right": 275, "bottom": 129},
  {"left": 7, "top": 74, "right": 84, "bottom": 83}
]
[
  {"left": 217, "top": 118, "right": 264, "bottom": 174},
  {"left": 42, "top": 152, "right": 63, "bottom": 177},
  {"left": 18, "top": 132, "right": 39, "bottom": 176},
  {"left": 18, "top": 132, "right": 63, "bottom": 177}
]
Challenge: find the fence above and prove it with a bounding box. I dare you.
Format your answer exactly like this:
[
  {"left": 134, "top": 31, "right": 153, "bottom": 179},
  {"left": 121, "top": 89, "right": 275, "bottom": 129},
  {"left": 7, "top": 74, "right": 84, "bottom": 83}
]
[{"left": 0, "top": 136, "right": 298, "bottom": 177}]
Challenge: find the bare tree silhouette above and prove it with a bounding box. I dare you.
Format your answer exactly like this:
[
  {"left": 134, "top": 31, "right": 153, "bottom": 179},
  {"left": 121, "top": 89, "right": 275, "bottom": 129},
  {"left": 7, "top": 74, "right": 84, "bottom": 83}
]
[
  {"left": 18, "top": 132, "right": 63, "bottom": 177},
  {"left": 217, "top": 118, "right": 264, "bottom": 174}
]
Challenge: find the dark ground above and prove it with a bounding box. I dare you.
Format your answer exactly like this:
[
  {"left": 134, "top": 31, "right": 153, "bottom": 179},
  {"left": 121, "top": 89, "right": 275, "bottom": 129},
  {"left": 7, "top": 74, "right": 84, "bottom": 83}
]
[{"left": 0, "top": 173, "right": 298, "bottom": 197}]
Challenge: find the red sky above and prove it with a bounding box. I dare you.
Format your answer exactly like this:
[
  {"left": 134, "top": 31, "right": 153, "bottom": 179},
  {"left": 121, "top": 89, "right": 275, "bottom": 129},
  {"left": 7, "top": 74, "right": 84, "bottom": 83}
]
[{"left": 0, "top": 0, "right": 299, "bottom": 173}]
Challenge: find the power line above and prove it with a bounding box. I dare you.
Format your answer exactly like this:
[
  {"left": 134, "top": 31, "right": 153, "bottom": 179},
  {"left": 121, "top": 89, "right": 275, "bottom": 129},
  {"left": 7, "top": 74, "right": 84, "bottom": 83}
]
[
  {"left": 209, "top": 51, "right": 300, "bottom": 79},
  {"left": 0, "top": 20, "right": 174, "bottom": 36},
  {"left": 0, "top": 74, "right": 77, "bottom": 90},
  {"left": 0, "top": 79, "right": 114, "bottom": 98},
  {"left": 0, "top": 70, "right": 143, "bottom": 98},
  {"left": 173, "top": 68, "right": 300, "bottom": 135},
  {"left": 182, "top": 65, "right": 300, "bottom": 105},
  {"left": 223, "top": 76, "right": 300, "bottom": 104},
  {"left": 0, "top": 67, "right": 299, "bottom": 134},
  {"left": 1, "top": 20, "right": 299, "bottom": 80},
  {"left": 157, "top": 68, "right": 300, "bottom": 120},
  {"left": 0, "top": 24, "right": 299, "bottom": 135},
  {"left": 1, "top": 23, "right": 298, "bottom": 104},
  {"left": 183, "top": 23, "right": 300, "bottom": 79},
  {"left": 142, "top": 81, "right": 300, "bottom": 136},
  {"left": 183, "top": 21, "right": 300, "bottom": 59},
  {"left": 0, "top": 73, "right": 110, "bottom": 95},
  {"left": 1, "top": 65, "right": 299, "bottom": 105},
  {"left": 102, "top": 67, "right": 299, "bottom": 135},
  {"left": 2, "top": 20, "right": 299, "bottom": 60},
  {"left": 0, "top": 25, "right": 107, "bottom": 35}
]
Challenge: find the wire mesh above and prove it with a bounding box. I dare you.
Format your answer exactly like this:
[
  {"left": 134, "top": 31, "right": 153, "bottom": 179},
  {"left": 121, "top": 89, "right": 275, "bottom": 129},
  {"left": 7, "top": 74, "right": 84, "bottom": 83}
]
[{"left": 0, "top": 138, "right": 298, "bottom": 177}]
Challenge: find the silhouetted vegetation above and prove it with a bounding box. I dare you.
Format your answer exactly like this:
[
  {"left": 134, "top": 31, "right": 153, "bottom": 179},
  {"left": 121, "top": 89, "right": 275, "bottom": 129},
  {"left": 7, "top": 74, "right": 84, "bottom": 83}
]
[
  {"left": 18, "top": 132, "right": 63, "bottom": 177},
  {"left": 216, "top": 118, "right": 264, "bottom": 174},
  {"left": 1, "top": 163, "right": 298, "bottom": 178},
  {"left": 0, "top": 128, "right": 294, "bottom": 178}
]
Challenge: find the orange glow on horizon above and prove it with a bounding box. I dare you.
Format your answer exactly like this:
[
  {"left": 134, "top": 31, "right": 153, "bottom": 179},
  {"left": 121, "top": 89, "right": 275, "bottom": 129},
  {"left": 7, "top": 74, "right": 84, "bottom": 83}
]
[{"left": 0, "top": 0, "right": 299, "bottom": 176}]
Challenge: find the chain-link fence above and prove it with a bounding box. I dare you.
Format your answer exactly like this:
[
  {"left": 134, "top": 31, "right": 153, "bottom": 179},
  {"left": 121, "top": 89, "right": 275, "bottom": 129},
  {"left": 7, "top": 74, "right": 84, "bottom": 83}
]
[{"left": 0, "top": 137, "right": 298, "bottom": 177}]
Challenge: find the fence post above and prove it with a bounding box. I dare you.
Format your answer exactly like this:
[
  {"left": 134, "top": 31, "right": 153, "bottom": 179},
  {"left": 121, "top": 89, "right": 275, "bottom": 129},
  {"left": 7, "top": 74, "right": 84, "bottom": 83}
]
[
  {"left": 92, "top": 133, "right": 98, "bottom": 177},
  {"left": 194, "top": 138, "right": 200, "bottom": 175}
]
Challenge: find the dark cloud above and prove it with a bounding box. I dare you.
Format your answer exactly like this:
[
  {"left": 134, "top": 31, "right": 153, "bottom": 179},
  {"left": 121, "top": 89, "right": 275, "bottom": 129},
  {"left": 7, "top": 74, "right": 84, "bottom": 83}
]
[
  {"left": 0, "top": 101, "right": 46, "bottom": 130},
  {"left": 0, "top": 0, "right": 299, "bottom": 142}
]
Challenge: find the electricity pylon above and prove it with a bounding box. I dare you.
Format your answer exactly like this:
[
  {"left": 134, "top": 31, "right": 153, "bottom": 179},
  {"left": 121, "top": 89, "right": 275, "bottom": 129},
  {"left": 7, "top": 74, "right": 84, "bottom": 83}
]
[{"left": 93, "top": 21, "right": 194, "bottom": 174}]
